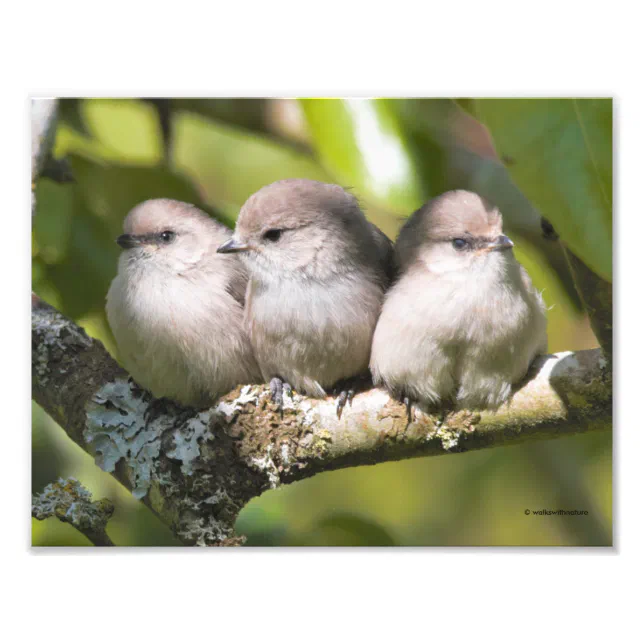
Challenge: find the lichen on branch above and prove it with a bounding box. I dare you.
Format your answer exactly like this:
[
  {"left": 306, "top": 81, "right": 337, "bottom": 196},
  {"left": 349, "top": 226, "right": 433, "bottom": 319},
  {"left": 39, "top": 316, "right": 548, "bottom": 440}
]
[{"left": 32, "top": 477, "right": 115, "bottom": 546}]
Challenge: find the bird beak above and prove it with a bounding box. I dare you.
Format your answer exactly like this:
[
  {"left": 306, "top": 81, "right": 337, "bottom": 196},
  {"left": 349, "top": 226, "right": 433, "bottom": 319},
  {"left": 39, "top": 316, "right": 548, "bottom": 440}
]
[
  {"left": 116, "top": 234, "right": 143, "bottom": 249},
  {"left": 486, "top": 235, "right": 514, "bottom": 252},
  {"left": 217, "top": 238, "right": 250, "bottom": 254}
]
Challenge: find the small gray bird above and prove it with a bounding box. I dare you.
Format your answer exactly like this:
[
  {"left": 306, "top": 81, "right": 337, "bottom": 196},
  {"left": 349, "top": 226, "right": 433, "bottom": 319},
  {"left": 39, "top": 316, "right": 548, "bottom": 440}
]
[
  {"left": 106, "top": 199, "right": 261, "bottom": 408},
  {"left": 217, "top": 178, "right": 393, "bottom": 414},
  {"left": 370, "top": 190, "right": 547, "bottom": 412}
]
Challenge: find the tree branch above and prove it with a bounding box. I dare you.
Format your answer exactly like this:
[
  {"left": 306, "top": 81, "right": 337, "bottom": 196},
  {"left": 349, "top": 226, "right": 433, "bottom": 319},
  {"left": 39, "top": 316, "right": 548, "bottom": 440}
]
[{"left": 31, "top": 295, "right": 612, "bottom": 545}]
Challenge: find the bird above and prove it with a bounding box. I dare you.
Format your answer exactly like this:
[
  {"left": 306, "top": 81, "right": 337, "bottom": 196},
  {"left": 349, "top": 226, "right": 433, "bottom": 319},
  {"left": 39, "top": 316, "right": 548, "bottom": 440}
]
[
  {"left": 217, "top": 178, "right": 393, "bottom": 416},
  {"left": 370, "top": 189, "right": 547, "bottom": 413},
  {"left": 106, "top": 198, "right": 261, "bottom": 408}
]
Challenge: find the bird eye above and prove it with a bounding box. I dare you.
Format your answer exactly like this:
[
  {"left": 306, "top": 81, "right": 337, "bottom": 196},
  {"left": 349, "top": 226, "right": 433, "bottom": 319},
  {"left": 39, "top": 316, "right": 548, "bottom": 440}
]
[
  {"left": 452, "top": 238, "right": 468, "bottom": 250},
  {"left": 160, "top": 230, "right": 175, "bottom": 243},
  {"left": 263, "top": 229, "right": 282, "bottom": 242}
]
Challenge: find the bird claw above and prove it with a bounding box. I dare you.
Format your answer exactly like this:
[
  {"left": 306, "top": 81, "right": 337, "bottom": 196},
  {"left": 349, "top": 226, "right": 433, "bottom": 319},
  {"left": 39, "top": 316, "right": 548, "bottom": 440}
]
[
  {"left": 336, "top": 389, "right": 355, "bottom": 419},
  {"left": 333, "top": 374, "right": 373, "bottom": 420},
  {"left": 403, "top": 395, "right": 413, "bottom": 425}
]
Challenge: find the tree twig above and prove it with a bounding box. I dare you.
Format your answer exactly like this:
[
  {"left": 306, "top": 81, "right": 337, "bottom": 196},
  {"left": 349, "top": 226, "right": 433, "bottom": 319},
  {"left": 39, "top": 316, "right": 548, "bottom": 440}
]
[
  {"left": 32, "top": 477, "right": 115, "bottom": 547},
  {"left": 564, "top": 249, "right": 613, "bottom": 362}
]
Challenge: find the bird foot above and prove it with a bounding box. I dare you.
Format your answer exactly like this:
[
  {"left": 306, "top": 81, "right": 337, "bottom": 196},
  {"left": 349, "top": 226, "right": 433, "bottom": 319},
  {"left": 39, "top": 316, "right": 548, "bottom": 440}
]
[
  {"left": 397, "top": 395, "right": 446, "bottom": 426},
  {"left": 333, "top": 374, "right": 373, "bottom": 419},
  {"left": 336, "top": 388, "right": 355, "bottom": 420},
  {"left": 269, "top": 377, "right": 292, "bottom": 413},
  {"left": 402, "top": 395, "right": 414, "bottom": 425}
]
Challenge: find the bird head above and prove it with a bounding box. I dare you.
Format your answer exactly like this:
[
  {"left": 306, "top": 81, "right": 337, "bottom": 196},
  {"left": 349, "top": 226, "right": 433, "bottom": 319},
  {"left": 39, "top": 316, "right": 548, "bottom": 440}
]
[
  {"left": 217, "top": 178, "right": 376, "bottom": 280},
  {"left": 396, "top": 190, "right": 514, "bottom": 276},
  {"left": 117, "top": 199, "right": 225, "bottom": 275}
]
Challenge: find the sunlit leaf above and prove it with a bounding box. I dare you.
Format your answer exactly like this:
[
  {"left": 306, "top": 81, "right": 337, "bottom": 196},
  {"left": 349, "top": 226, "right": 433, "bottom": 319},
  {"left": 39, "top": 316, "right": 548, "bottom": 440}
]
[
  {"left": 300, "top": 98, "right": 425, "bottom": 215},
  {"left": 66, "top": 99, "right": 164, "bottom": 165},
  {"left": 475, "top": 98, "right": 612, "bottom": 281}
]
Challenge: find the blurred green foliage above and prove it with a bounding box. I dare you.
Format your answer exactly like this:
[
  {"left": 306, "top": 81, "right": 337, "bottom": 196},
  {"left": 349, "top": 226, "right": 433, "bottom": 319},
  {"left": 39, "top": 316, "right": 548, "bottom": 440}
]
[{"left": 32, "top": 98, "right": 612, "bottom": 547}]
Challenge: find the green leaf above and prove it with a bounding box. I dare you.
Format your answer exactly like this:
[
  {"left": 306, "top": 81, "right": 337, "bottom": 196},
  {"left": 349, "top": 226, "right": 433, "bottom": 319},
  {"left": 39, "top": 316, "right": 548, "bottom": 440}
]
[
  {"left": 300, "top": 98, "right": 425, "bottom": 214},
  {"left": 55, "top": 99, "right": 166, "bottom": 166},
  {"left": 81, "top": 99, "right": 165, "bottom": 165},
  {"left": 475, "top": 98, "right": 612, "bottom": 281}
]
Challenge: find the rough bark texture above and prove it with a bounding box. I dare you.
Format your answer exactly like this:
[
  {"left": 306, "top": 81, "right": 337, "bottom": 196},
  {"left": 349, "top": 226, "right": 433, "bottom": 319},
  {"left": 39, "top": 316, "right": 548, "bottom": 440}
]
[{"left": 32, "top": 295, "right": 612, "bottom": 545}]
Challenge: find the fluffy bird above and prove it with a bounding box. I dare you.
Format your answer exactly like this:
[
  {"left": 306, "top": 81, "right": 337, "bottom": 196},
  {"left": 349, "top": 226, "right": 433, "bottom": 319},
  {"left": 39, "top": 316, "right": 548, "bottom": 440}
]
[
  {"left": 106, "top": 199, "right": 261, "bottom": 408},
  {"left": 218, "top": 178, "right": 393, "bottom": 414},
  {"left": 370, "top": 190, "right": 547, "bottom": 412}
]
